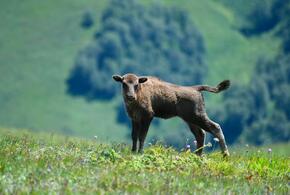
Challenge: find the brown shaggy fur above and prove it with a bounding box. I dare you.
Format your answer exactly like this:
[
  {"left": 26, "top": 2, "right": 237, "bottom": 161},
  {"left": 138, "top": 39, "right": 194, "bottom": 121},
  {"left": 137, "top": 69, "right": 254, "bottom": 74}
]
[{"left": 113, "top": 73, "right": 230, "bottom": 156}]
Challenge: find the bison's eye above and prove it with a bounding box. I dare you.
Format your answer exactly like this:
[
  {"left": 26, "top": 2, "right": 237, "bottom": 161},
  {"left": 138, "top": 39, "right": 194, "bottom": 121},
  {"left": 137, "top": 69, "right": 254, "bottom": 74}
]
[
  {"left": 134, "top": 84, "right": 138, "bottom": 91},
  {"left": 122, "top": 84, "right": 128, "bottom": 90}
]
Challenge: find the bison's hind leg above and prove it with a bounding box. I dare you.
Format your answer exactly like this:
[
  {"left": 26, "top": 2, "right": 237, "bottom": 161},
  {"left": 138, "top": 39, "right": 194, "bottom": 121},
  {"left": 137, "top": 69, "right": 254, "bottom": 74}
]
[
  {"left": 186, "top": 123, "right": 205, "bottom": 156},
  {"left": 193, "top": 115, "right": 230, "bottom": 157}
]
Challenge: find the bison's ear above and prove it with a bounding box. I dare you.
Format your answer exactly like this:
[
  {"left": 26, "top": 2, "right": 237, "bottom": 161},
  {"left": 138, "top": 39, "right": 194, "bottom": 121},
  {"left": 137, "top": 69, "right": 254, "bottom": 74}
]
[
  {"left": 112, "top": 75, "right": 123, "bottom": 82},
  {"left": 138, "top": 77, "right": 148, "bottom": 84}
]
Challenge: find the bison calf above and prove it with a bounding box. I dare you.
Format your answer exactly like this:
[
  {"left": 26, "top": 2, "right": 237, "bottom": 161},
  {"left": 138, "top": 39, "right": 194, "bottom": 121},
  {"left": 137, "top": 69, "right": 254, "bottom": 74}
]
[{"left": 113, "top": 73, "right": 230, "bottom": 156}]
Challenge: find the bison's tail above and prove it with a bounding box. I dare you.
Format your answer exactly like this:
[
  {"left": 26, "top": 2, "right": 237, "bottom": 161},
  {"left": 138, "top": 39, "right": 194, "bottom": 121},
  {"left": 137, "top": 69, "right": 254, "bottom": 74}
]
[{"left": 193, "top": 80, "right": 230, "bottom": 93}]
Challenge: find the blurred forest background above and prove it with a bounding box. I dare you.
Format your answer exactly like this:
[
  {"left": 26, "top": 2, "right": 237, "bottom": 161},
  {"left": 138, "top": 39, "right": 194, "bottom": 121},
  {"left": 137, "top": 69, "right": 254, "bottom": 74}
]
[{"left": 0, "top": 0, "right": 289, "bottom": 148}]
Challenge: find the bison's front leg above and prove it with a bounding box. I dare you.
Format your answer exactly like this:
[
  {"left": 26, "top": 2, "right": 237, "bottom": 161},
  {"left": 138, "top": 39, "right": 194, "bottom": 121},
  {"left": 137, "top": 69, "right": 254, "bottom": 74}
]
[
  {"left": 131, "top": 120, "right": 139, "bottom": 152},
  {"left": 138, "top": 118, "right": 152, "bottom": 153}
]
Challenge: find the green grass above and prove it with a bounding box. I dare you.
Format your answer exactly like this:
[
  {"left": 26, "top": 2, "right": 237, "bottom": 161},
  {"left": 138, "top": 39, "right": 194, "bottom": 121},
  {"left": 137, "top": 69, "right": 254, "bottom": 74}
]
[
  {"left": 0, "top": 0, "right": 281, "bottom": 140},
  {"left": 0, "top": 0, "right": 128, "bottom": 140},
  {"left": 0, "top": 128, "right": 289, "bottom": 194}
]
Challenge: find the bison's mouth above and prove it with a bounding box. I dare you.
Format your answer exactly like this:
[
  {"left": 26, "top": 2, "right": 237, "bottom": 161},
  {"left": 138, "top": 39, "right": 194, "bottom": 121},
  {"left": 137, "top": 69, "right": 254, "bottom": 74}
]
[{"left": 125, "top": 95, "right": 136, "bottom": 102}]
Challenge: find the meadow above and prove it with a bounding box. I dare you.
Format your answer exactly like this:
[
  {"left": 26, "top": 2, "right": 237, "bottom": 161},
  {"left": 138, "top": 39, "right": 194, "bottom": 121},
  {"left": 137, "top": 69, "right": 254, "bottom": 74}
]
[{"left": 0, "top": 128, "right": 289, "bottom": 194}]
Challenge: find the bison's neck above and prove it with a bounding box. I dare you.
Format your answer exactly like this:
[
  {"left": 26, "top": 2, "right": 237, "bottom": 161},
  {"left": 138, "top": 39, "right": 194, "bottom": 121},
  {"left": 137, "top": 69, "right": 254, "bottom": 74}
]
[
  {"left": 124, "top": 93, "right": 153, "bottom": 120},
  {"left": 124, "top": 96, "right": 147, "bottom": 111}
]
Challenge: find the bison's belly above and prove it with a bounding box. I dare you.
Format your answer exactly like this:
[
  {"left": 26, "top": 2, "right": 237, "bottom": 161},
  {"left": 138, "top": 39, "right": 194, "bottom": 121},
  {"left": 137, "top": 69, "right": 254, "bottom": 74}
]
[{"left": 152, "top": 102, "right": 177, "bottom": 119}]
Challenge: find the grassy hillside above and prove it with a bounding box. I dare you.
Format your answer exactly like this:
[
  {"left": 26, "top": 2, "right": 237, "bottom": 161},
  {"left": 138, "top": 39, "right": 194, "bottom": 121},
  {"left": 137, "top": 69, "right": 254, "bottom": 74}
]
[
  {"left": 0, "top": 128, "right": 289, "bottom": 194},
  {"left": 0, "top": 0, "right": 128, "bottom": 141},
  {"left": 0, "top": 0, "right": 280, "bottom": 141}
]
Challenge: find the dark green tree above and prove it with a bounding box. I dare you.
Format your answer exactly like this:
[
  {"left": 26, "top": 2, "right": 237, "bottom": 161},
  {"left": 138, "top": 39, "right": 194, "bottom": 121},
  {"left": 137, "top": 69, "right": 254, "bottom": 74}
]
[
  {"left": 215, "top": 0, "right": 290, "bottom": 145},
  {"left": 239, "top": 0, "right": 288, "bottom": 36},
  {"left": 67, "top": 0, "right": 206, "bottom": 101},
  {"left": 81, "top": 11, "right": 94, "bottom": 29}
]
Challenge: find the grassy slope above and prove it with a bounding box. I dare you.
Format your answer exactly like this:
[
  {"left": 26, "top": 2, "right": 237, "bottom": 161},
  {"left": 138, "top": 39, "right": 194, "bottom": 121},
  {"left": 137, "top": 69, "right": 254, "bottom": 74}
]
[
  {"left": 0, "top": 0, "right": 280, "bottom": 141},
  {"left": 0, "top": 128, "right": 289, "bottom": 194},
  {"left": 0, "top": 0, "right": 128, "bottom": 141}
]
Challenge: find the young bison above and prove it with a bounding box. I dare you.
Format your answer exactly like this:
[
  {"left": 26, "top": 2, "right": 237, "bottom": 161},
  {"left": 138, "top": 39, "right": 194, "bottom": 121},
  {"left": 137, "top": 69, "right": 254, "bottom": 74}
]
[{"left": 113, "top": 73, "right": 230, "bottom": 156}]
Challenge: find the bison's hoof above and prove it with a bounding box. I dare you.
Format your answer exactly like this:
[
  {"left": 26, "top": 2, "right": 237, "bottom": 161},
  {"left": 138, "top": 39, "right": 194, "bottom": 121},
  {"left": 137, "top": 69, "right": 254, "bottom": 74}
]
[
  {"left": 223, "top": 150, "right": 230, "bottom": 157},
  {"left": 138, "top": 149, "right": 144, "bottom": 154}
]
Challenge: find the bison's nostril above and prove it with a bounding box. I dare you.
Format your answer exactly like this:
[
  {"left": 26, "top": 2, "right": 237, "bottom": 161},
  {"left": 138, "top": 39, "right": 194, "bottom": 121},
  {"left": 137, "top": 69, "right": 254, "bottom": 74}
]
[{"left": 126, "top": 95, "right": 135, "bottom": 101}]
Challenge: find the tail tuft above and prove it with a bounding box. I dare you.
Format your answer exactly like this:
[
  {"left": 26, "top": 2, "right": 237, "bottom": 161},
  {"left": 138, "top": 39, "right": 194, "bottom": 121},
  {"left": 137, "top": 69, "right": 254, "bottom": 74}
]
[
  {"left": 193, "top": 80, "right": 230, "bottom": 93},
  {"left": 217, "top": 80, "right": 230, "bottom": 92}
]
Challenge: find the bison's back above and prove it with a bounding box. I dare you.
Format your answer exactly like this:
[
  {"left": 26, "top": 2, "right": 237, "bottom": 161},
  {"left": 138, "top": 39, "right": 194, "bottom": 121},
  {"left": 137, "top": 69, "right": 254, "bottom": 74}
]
[
  {"left": 145, "top": 77, "right": 178, "bottom": 119},
  {"left": 142, "top": 77, "right": 204, "bottom": 120}
]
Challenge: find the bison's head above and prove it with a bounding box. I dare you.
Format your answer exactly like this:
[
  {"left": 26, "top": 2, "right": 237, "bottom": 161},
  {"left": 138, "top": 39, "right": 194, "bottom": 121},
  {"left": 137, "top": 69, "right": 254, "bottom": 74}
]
[{"left": 112, "top": 73, "right": 148, "bottom": 101}]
